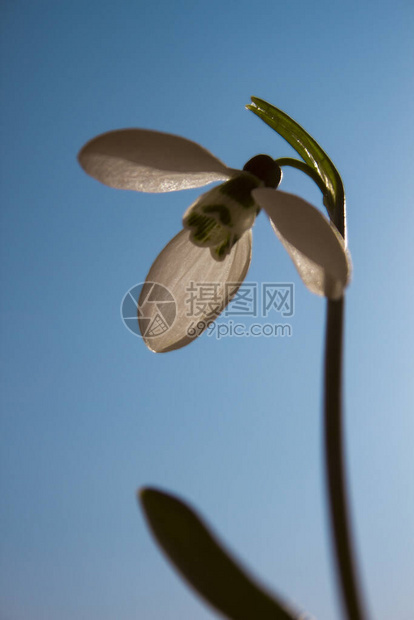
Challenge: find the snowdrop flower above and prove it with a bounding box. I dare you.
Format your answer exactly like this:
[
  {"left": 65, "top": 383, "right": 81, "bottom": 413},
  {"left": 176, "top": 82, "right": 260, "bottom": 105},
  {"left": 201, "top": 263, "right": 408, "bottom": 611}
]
[{"left": 78, "top": 129, "right": 351, "bottom": 352}]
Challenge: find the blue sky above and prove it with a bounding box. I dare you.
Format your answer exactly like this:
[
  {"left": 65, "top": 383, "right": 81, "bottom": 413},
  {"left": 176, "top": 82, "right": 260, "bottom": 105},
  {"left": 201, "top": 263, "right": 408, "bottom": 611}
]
[{"left": 1, "top": 1, "right": 413, "bottom": 619}]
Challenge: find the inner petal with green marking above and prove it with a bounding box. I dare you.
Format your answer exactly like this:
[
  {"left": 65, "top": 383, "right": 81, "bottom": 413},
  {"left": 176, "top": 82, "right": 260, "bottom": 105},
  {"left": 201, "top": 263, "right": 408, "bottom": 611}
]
[{"left": 183, "top": 173, "right": 262, "bottom": 261}]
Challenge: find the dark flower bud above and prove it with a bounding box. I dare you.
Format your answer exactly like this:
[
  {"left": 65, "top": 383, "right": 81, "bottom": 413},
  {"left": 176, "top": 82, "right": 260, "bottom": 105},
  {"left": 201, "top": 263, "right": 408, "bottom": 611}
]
[{"left": 243, "top": 154, "right": 282, "bottom": 188}]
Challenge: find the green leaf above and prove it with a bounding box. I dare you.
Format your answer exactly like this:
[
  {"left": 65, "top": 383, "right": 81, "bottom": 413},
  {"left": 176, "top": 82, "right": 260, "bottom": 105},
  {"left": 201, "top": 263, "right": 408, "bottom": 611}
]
[
  {"left": 247, "top": 97, "right": 345, "bottom": 226},
  {"left": 139, "top": 487, "right": 302, "bottom": 620}
]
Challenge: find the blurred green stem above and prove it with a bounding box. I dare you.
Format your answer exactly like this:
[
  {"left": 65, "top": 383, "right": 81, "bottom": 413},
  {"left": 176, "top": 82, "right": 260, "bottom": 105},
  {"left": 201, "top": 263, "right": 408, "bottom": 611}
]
[{"left": 324, "top": 297, "right": 367, "bottom": 620}]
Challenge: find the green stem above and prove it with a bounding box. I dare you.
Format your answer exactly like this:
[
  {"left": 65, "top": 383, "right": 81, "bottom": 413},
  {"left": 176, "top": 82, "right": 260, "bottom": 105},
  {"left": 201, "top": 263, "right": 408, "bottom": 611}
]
[
  {"left": 324, "top": 298, "right": 367, "bottom": 620},
  {"left": 274, "top": 157, "right": 328, "bottom": 197},
  {"left": 274, "top": 157, "right": 348, "bottom": 241},
  {"left": 277, "top": 136, "right": 360, "bottom": 617}
]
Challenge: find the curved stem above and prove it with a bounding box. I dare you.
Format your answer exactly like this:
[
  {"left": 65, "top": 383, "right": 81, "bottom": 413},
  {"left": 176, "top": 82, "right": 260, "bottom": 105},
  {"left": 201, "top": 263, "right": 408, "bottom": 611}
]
[
  {"left": 274, "top": 156, "right": 347, "bottom": 242},
  {"left": 274, "top": 157, "right": 328, "bottom": 197},
  {"left": 324, "top": 298, "right": 367, "bottom": 620}
]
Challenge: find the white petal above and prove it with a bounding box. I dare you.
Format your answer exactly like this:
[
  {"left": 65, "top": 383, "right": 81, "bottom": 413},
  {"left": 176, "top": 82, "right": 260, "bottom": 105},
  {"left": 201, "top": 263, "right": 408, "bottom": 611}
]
[
  {"left": 139, "top": 229, "right": 252, "bottom": 352},
  {"left": 78, "top": 129, "right": 234, "bottom": 193},
  {"left": 253, "top": 188, "right": 351, "bottom": 300}
]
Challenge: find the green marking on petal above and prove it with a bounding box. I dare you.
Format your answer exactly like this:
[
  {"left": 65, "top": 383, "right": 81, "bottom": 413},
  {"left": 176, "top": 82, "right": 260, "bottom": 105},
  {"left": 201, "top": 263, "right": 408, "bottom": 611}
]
[
  {"left": 186, "top": 213, "right": 218, "bottom": 243},
  {"left": 202, "top": 204, "right": 232, "bottom": 226},
  {"left": 183, "top": 179, "right": 260, "bottom": 260},
  {"left": 219, "top": 174, "right": 260, "bottom": 208},
  {"left": 212, "top": 234, "right": 232, "bottom": 260}
]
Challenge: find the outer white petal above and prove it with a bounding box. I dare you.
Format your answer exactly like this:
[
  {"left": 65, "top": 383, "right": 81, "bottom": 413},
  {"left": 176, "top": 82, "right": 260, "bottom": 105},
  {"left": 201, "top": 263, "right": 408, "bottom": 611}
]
[
  {"left": 139, "top": 229, "right": 252, "bottom": 352},
  {"left": 253, "top": 188, "right": 351, "bottom": 300},
  {"left": 78, "top": 129, "right": 235, "bottom": 193}
]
